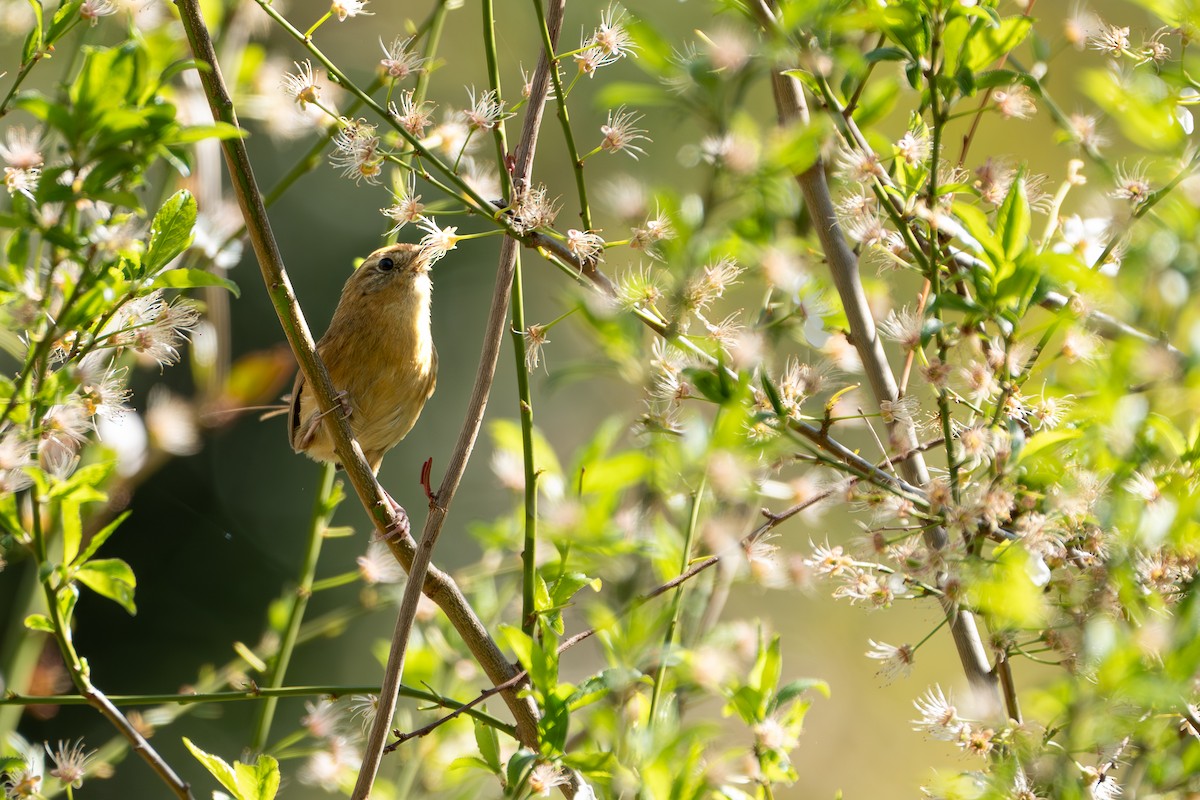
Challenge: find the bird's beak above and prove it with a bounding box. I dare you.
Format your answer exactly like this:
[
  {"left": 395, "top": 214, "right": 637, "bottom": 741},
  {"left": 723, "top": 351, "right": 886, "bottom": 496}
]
[{"left": 412, "top": 249, "right": 434, "bottom": 275}]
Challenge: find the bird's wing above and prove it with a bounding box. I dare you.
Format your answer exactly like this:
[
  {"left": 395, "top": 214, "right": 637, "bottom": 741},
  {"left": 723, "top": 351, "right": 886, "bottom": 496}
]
[{"left": 288, "top": 367, "right": 308, "bottom": 453}]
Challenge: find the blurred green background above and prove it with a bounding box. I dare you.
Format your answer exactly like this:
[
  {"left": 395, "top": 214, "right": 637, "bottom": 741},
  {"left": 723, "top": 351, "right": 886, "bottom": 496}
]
[{"left": 0, "top": 0, "right": 1142, "bottom": 796}]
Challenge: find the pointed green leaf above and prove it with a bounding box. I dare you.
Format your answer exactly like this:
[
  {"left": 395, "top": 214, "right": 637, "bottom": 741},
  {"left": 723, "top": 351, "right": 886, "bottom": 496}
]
[
  {"left": 75, "top": 558, "right": 137, "bottom": 614},
  {"left": 183, "top": 738, "right": 242, "bottom": 797},
  {"left": 73, "top": 510, "right": 131, "bottom": 567},
  {"left": 233, "top": 754, "right": 280, "bottom": 800},
  {"left": 24, "top": 613, "right": 54, "bottom": 633},
  {"left": 148, "top": 267, "right": 240, "bottom": 297},
  {"left": 46, "top": 0, "right": 82, "bottom": 41},
  {"left": 144, "top": 190, "right": 197, "bottom": 275},
  {"left": 505, "top": 749, "right": 540, "bottom": 794},
  {"left": 61, "top": 495, "right": 83, "bottom": 566},
  {"left": 164, "top": 122, "right": 247, "bottom": 145},
  {"left": 21, "top": 0, "right": 43, "bottom": 65},
  {"left": 473, "top": 714, "right": 502, "bottom": 774},
  {"left": 996, "top": 173, "right": 1030, "bottom": 262}
]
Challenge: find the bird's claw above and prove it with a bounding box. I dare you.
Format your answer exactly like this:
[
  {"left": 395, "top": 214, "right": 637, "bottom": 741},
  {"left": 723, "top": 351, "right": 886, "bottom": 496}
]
[{"left": 420, "top": 457, "right": 438, "bottom": 506}]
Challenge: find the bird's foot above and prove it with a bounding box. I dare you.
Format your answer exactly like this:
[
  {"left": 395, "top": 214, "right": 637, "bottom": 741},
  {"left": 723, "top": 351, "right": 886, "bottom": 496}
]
[
  {"left": 334, "top": 389, "right": 352, "bottom": 421},
  {"left": 380, "top": 490, "right": 411, "bottom": 540}
]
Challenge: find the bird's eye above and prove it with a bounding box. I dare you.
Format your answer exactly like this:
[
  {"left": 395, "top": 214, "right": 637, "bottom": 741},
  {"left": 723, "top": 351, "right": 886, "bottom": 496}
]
[{"left": 378, "top": 257, "right": 395, "bottom": 271}]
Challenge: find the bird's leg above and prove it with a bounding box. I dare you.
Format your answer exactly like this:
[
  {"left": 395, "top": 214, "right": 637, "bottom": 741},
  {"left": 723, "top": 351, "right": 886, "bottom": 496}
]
[
  {"left": 332, "top": 389, "right": 353, "bottom": 421},
  {"left": 296, "top": 390, "right": 353, "bottom": 450},
  {"left": 420, "top": 457, "right": 438, "bottom": 506},
  {"left": 379, "top": 490, "right": 411, "bottom": 541}
]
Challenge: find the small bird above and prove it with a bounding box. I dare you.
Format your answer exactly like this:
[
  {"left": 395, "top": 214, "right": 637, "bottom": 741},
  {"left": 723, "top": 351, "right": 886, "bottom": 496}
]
[{"left": 289, "top": 242, "right": 437, "bottom": 476}]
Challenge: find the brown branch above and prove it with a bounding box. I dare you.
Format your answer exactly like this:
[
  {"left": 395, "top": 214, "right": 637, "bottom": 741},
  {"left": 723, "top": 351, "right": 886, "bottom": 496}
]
[
  {"left": 87, "top": 685, "right": 193, "bottom": 798},
  {"left": 752, "top": 2, "right": 1001, "bottom": 706},
  {"left": 172, "top": 0, "right": 547, "bottom": 778},
  {"left": 352, "top": 3, "right": 567, "bottom": 796}
]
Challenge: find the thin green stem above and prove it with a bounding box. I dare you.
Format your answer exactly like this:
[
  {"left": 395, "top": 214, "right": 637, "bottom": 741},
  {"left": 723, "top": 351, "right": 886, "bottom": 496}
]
[
  {"left": 512, "top": 252, "right": 539, "bottom": 636},
  {"left": 0, "top": 58, "right": 40, "bottom": 119},
  {"left": 912, "top": 615, "right": 950, "bottom": 652},
  {"left": 413, "top": 3, "right": 447, "bottom": 106},
  {"left": 1094, "top": 148, "right": 1200, "bottom": 268},
  {"left": 532, "top": 0, "right": 592, "bottom": 230},
  {"left": 481, "top": 0, "right": 537, "bottom": 636},
  {"left": 250, "top": 463, "right": 340, "bottom": 752},
  {"left": 481, "top": 0, "right": 512, "bottom": 201},
  {"left": 386, "top": 0, "right": 450, "bottom": 187},
  {"left": 451, "top": 128, "right": 475, "bottom": 173},
  {"left": 309, "top": 571, "right": 361, "bottom": 593},
  {"left": 648, "top": 466, "right": 709, "bottom": 727},
  {"left": 302, "top": 10, "right": 331, "bottom": 40},
  {"left": 923, "top": 10, "right": 960, "bottom": 502}
]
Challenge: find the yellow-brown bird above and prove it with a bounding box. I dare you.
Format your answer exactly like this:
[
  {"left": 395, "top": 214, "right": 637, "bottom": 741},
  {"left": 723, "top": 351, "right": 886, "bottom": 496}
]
[{"left": 289, "top": 242, "right": 437, "bottom": 475}]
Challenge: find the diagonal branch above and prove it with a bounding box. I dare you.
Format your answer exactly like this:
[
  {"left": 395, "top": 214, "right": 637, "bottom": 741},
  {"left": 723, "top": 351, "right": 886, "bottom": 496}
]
[
  {"left": 352, "top": 3, "right": 567, "bottom": 797},
  {"left": 756, "top": 17, "right": 1001, "bottom": 706},
  {"left": 173, "top": 0, "right": 546, "bottom": 773}
]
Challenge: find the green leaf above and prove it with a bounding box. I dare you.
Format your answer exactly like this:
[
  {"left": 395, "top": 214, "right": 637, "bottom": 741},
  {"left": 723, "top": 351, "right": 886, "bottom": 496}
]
[
  {"left": 73, "top": 510, "right": 131, "bottom": 567},
  {"left": 773, "top": 678, "right": 831, "bottom": 710},
  {"left": 994, "top": 254, "right": 1041, "bottom": 315},
  {"left": 163, "top": 122, "right": 247, "bottom": 145},
  {"left": 183, "top": 738, "right": 279, "bottom": 800},
  {"left": 448, "top": 755, "right": 499, "bottom": 774},
  {"left": 575, "top": 451, "right": 648, "bottom": 495},
  {"left": 46, "top": 0, "right": 81, "bottom": 42},
  {"left": 75, "top": 558, "right": 137, "bottom": 615},
  {"left": 725, "top": 685, "right": 765, "bottom": 725},
  {"left": 473, "top": 715, "right": 502, "bottom": 774},
  {"left": 1145, "top": 414, "right": 1188, "bottom": 458},
  {"left": 71, "top": 43, "right": 148, "bottom": 120},
  {"left": 952, "top": 202, "right": 1003, "bottom": 269},
  {"left": 863, "top": 46, "right": 909, "bottom": 64},
  {"left": 21, "top": 0, "right": 42, "bottom": 65},
  {"left": 767, "top": 115, "right": 829, "bottom": 175},
  {"left": 232, "top": 755, "right": 281, "bottom": 800},
  {"left": 24, "top": 613, "right": 54, "bottom": 633},
  {"left": 685, "top": 367, "right": 735, "bottom": 403},
  {"left": 928, "top": 290, "right": 983, "bottom": 316},
  {"left": 748, "top": 635, "right": 783, "bottom": 718},
  {"left": 996, "top": 172, "right": 1030, "bottom": 263},
  {"left": 569, "top": 667, "right": 645, "bottom": 710},
  {"left": 539, "top": 685, "right": 572, "bottom": 754},
  {"left": 61, "top": 495, "right": 83, "bottom": 566},
  {"left": 965, "top": 540, "right": 1046, "bottom": 628},
  {"left": 499, "top": 625, "right": 533, "bottom": 674},
  {"left": 963, "top": 17, "right": 1032, "bottom": 73},
  {"left": 1015, "top": 428, "right": 1083, "bottom": 465},
  {"left": 184, "top": 739, "right": 241, "bottom": 798},
  {"left": 759, "top": 372, "right": 786, "bottom": 417},
  {"left": 623, "top": 18, "right": 672, "bottom": 75},
  {"left": 144, "top": 190, "right": 197, "bottom": 275},
  {"left": 1081, "top": 68, "right": 1185, "bottom": 151},
  {"left": 148, "top": 267, "right": 240, "bottom": 297},
  {"left": 58, "top": 585, "right": 78, "bottom": 629},
  {"left": 547, "top": 571, "right": 601, "bottom": 610},
  {"left": 505, "top": 749, "right": 540, "bottom": 795}
]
